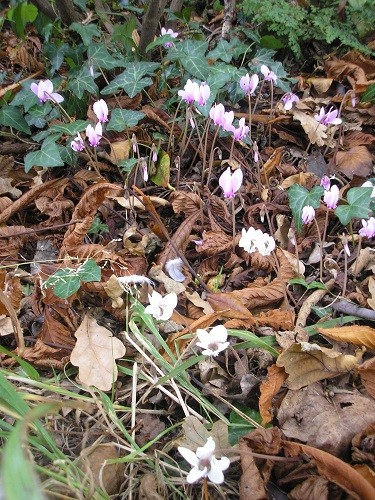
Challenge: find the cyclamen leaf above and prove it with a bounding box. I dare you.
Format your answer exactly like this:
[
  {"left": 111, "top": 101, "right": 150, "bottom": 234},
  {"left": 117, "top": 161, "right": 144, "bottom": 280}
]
[
  {"left": 334, "top": 187, "right": 372, "bottom": 226},
  {"left": 87, "top": 44, "right": 125, "bottom": 70},
  {"left": 24, "top": 138, "right": 64, "bottom": 173},
  {"left": 168, "top": 40, "right": 209, "bottom": 80},
  {"left": 288, "top": 184, "right": 324, "bottom": 234},
  {"left": 107, "top": 109, "right": 145, "bottom": 131},
  {"left": 68, "top": 76, "right": 99, "bottom": 99},
  {"left": 101, "top": 62, "right": 159, "bottom": 97},
  {"left": 70, "top": 22, "right": 100, "bottom": 46},
  {"left": 0, "top": 105, "right": 31, "bottom": 134},
  {"left": 53, "top": 276, "right": 81, "bottom": 299},
  {"left": 49, "top": 121, "right": 89, "bottom": 135}
]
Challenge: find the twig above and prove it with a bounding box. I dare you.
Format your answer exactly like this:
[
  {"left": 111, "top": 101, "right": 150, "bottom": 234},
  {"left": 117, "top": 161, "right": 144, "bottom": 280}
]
[{"left": 328, "top": 299, "right": 375, "bottom": 321}]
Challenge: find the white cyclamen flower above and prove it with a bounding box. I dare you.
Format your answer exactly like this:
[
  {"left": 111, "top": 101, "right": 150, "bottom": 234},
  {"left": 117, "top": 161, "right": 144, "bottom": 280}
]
[
  {"left": 239, "top": 227, "right": 276, "bottom": 256},
  {"left": 144, "top": 291, "right": 177, "bottom": 321},
  {"left": 178, "top": 436, "right": 230, "bottom": 484},
  {"left": 165, "top": 258, "right": 185, "bottom": 282},
  {"left": 196, "top": 325, "right": 229, "bottom": 357}
]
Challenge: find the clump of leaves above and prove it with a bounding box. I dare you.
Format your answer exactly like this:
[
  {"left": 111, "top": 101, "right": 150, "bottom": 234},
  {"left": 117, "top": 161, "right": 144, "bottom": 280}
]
[{"left": 239, "top": 0, "right": 375, "bottom": 59}]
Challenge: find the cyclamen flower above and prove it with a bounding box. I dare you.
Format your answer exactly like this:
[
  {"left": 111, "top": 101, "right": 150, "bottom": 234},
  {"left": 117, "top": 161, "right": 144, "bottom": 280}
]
[
  {"left": 359, "top": 218, "right": 375, "bottom": 239},
  {"left": 196, "top": 325, "right": 230, "bottom": 357},
  {"left": 240, "top": 73, "right": 259, "bottom": 96},
  {"left": 301, "top": 205, "right": 315, "bottom": 225},
  {"left": 178, "top": 80, "right": 210, "bottom": 106},
  {"left": 320, "top": 175, "right": 331, "bottom": 191},
  {"left": 219, "top": 167, "right": 243, "bottom": 199},
  {"left": 144, "top": 291, "right": 177, "bottom": 321},
  {"left": 30, "top": 80, "right": 64, "bottom": 103},
  {"left": 70, "top": 133, "right": 85, "bottom": 152},
  {"left": 239, "top": 227, "right": 276, "bottom": 256},
  {"left": 178, "top": 436, "right": 230, "bottom": 484},
  {"left": 361, "top": 181, "right": 375, "bottom": 198},
  {"left": 232, "top": 117, "right": 249, "bottom": 141},
  {"left": 195, "top": 82, "right": 211, "bottom": 106},
  {"left": 323, "top": 184, "right": 339, "bottom": 209},
  {"left": 260, "top": 65, "right": 277, "bottom": 83},
  {"left": 160, "top": 27, "right": 178, "bottom": 48},
  {"left": 165, "top": 257, "right": 185, "bottom": 282},
  {"left": 210, "top": 103, "right": 225, "bottom": 126},
  {"left": 93, "top": 99, "right": 109, "bottom": 123},
  {"left": 314, "top": 107, "right": 342, "bottom": 126},
  {"left": 281, "top": 92, "right": 299, "bottom": 111},
  {"left": 85, "top": 123, "right": 102, "bottom": 147}
]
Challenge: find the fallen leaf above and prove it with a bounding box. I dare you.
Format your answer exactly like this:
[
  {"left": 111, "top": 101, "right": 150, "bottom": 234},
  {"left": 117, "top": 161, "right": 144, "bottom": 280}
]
[
  {"left": 0, "top": 315, "right": 13, "bottom": 336},
  {"left": 260, "top": 147, "right": 284, "bottom": 184},
  {"left": 239, "top": 438, "right": 268, "bottom": 500},
  {"left": 259, "top": 364, "right": 287, "bottom": 425},
  {"left": 70, "top": 315, "right": 126, "bottom": 391},
  {"left": 317, "top": 325, "right": 375, "bottom": 350},
  {"left": 292, "top": 109, "right": 328, "bottom": 147},
  {"left": 185, "top": 291, "right": 214, "bottom": 315},
  {"left": 139, "top": 473, "right": 165, "bottom": 499},
  {"left": 358, "top": 357, "right": 375, "bottom": 398},
  {"left": 335, "top": 146, "right": 373, "bottom": 179},
  {"left": 104, "top": 274, "right": 126, "bottom": 308},
  {"left": 367, "top": 276, "right": 375, "bottom": 310},
  {"left": 282, "top": 439, "right": 375, "bottom": 499},
  {"left": 289, "top": 476, "right": 329, "bottom": 500},
  {"left": 276, "top": 342, "right": 359, "bottom": 389},
  {"left": 109, "top": 139, "right": 130, "bottom": 163},
  {"left": 307, "top": 77, "right": 333, "bottom": 94}
]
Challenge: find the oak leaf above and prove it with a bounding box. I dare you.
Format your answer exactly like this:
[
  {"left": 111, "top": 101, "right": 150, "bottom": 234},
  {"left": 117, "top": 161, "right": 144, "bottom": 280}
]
[
  {"left": 317, "top": 325, "right": 375, "bottom": 350},
  {"left": 276, "top": 342, "right": 359, "bottom": 389},
  {"left": 70, "top": 315, "right": 125, "bottom": 391}
]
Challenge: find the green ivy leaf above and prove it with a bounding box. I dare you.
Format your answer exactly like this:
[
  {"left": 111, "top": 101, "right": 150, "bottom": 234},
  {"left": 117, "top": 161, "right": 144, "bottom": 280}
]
[
  {"left": 24, "top": 138, "right": 64, "bottom": 173},
  {"left": 288, "top": 184, "right": 324, "bottom": 234},
  {"left": 168, "top": 40, "right": 209, "bottom": 80},
  {"left": 118, "top": 158, "right": 138, "bottom": 172},
  {"left": 87, "top": 44, "right": 125, "bottom": 70},
  {"left": 207, "top": 39, "right": 234, "bottom": 63},
  {"left": 101, "top": 62, "right": 159, "bottom": 97},
  {"left": 44, "top": 43, "right": 70, "bottom": 74},
  {"left": 10, "top": 83, "right": 39, "bottom": 112},
  {"left": 107, "top": 109, "right": 145, "bottom": 131},
  {"left": 49, "top": 120, "right": 89, "bottom": 136},
  {"left": 68, "top": 76, "right": 99, "bottom": 99},
  {"left": 0, "top": 105, "right": 31, "bottom": 134},
  {"left": 77, "top": 260, "right": 101, "bottom": 283},
  {"left": 151, "top": 150, "right": 170, "bottom": 187},
  {"left": 70, "top": 22, "right": 100, "bottom": 46},
  {"left": 52, "top": 275, "right": 81, "bottom": 299},
  {"left": 335, "top": 187, "right": 372, "bottom": 226}
]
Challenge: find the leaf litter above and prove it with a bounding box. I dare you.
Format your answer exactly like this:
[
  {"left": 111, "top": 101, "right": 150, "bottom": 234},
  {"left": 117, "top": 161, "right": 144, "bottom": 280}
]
[{"left": 1, "top": 6, "right": 375, "bottom": 499}]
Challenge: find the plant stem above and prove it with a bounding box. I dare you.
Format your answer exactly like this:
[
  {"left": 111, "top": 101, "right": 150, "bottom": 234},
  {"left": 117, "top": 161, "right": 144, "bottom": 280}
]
[{"left": 313, "top": 217, "right": 324, "bottom": 281}]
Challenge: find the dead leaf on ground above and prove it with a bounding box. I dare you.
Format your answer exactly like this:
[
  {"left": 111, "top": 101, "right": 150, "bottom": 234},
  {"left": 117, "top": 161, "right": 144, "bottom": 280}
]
[
  {"left": 79, "top": 443, "right": 125, "bottom": 495},
  {"left": 277, "top": 382, "right": 375, "bottom": 457},
  {"left": 70, "top": 315, "right": 126, "bottom": 391},
  {"left": 352, "top": 423, "right": 375, "bottom": 468},
  {"left": 259, "top": 364, "right": 286, "bottom": 425},
  {"left": 317, "top": 325, "right": 375, "bottom": 350},
  {"left": 139, "top": 473, "right": 165, "bottom": 499},
  {"left": 239, "top": 438, "right": 268, "bottom": 500},
  {"left": 282, "top": 439, "right": 375, "bottom": 500},
  {"left": 292, "top": 109, "right": 328, "bottom": 147},
  {"left": 367, "top": 276, "right": 375, "bottom": 310},
  {"left": 358, "top": 357, "right": 375, "bottom": 399},
  {"left": 335, "top": 146, "right": 373, "bottom": 179},
  {"left": 276, "top": 342, "right": 360, "bottom": 389}
]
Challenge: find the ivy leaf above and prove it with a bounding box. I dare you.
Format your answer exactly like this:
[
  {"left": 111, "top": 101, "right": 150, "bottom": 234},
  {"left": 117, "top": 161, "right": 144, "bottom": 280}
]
[
  {"left": 68, "top": 76, "right": 99, "bottom": 99},
  {"left": 10, "top": 84, "right": 39, "bottom": 112},
  {"left": 168, "top": 40, "right": 209, "bottom": 80},
  {"left": 207, "top": 39, "right": 234, "bottom": 63},
  {"left": 25, "top": 105, "right": 51, "bottom": 129},
  {"left": 107, "top": 109, "right": 145, "bottom": 131},
  {"left": 0, "top": 105, "right": 31, "bottom": 134},
  {"left": 87, "top": 44, "right": 126, "bottom": 70},
  {"left": 70, "top": 22, "right": 100, "bottom": 46},
  {"left": 24, "top": 138, "right": 64, "bottom": 173},
  {"left": 335, "top": 187, "right": 372, "bottom": 226},
  {"left": 101, "top": 62, "right": 159, "bottom": 97},
  {"left": 288, "top": 184, "right": 324, "bottom": 234},
  {"left": 44, "top": 43, "right": 70, "bottom": 74},
  {"left": 49, "top": 120, "right": 89, "bottom": 136},
  {"left": 118, "top": 158, "right": 138, "bottom": 172},
  {"left": 52, "top": 274, "right": 81, "bottom": 299},
  {"left": 78, "top": 260, "right": 101, "bottom": 283}
]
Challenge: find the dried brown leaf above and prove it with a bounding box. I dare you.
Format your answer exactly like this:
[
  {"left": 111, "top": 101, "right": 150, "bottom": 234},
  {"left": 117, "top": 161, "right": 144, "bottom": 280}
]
[
  {"left": 358, "top": 357, "right": 375, "bottom": 399},
  {"left": 335, "top": 146, "right": 373, "bottom": 179},
  {"left": 289, "top": 476, "right": 329, "bottom": 500},
  {"left": 282, "top": 440, "right": 375, "bottom": 500},
  {"left": 70, "top": 315, "right": 126, "bottom": 391},
  {"left": 260, "top": 147, "right": 284, "bottom": 184},
  {"left": 239, "top": 438, "right": 268, "bottom": 500},
  {"left": 207, "top": 291, "right": 255, "bottom": 319},
  {"left": 276, "top": 342, "right": 359, "bottom": 389},
  {"left": 345, "top": 131, "right": 375, "bottom": 148},
  {"left": 292, "top": 109, "right": 329, "bottom": 147},
  {"left": 170, "top": 190, "right": 203, "bottom": 216},
  {"left": 196, "top": 230, "right": 233, "bottom": 256},
  {"left": 259, "top": 364, "right": 287, "bottom": 425},
  {"left": 318, "top": 325, "right": 375, "bottom": 349}
]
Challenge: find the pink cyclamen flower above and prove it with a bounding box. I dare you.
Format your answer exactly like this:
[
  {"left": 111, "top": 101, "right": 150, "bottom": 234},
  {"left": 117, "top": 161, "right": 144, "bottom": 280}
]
[
  {"left": 70, "top": 133, "right": 85, "bottom": 152},
  {"left": 93, "top": 99, "right": 109, "bottom": 123},
  {"left": 178, "top": 79, "right": 200, "bottom": 104},
  {"left": 302, "top": 205, "right": 315, "bottom": 225},
  {"left": 30, "top": 80, "right": 64, "bottom": 103},
  {"left": 359, "top": 217, "right": 375, "bottom": 238},
  {"left": 178, "top": 436, "right": 230, "bottom": 484},
  {"left": 209, "top": 103, "right": 225, "bottom": 126},
  {"left": 219, "top": 167, "right": 243, "bottom": 199},
  {"left": 260, "top": 65, "right": 277, "bottom": 83},
  {"left": 281, "top": 92, "right": 299, "bottom": 111},
  {"left": 320, "top": 175, "right": 331, "bottom": 191},
  {"left": 160, "top": 27, "right": 178, "bottom": 48},
  {"left": 195, "top": 82, "right": 211, "bottom": 106},
  {"left": 85, "top": 123, "right": 102, "bottom": 147},
  {"left": 314, "top": 107, "right": 342, "bottom": 126},
  {"left": 240, "top": 73, "right": 259, "bottom": 96},
  {"left": 323, "top": 184, "right": 339, "bottom": 209},
  {"left": 232, "top": 117, "right": 249, "bottom": 141}
]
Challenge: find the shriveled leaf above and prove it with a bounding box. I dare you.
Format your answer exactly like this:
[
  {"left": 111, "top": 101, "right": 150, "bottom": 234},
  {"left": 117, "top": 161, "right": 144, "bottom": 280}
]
[
  {"left": 282, "top": 440, "right": 375, "bottom": 499},
  {"left": 317, "top": 325, "right": 375, "bottom": 349},
  {"left": 292, "top": 109, "right": 328, "bottom": 146},
  {"left": 335, "top": 146, "right": 373, "bottom": 179},
  {"left": 70, "top": 315, "right": 126, "bottom": 391},
  {"left": 276, "top": 342, "right": 359, "bottom": 389},
  {"left": 358, "top": 357, "right": 375, "bottom": 398},
  {"left": 207, "top": 291, "right": 254, "bottom": 320},
  {"left": 259, "top": 364, "right": 287, "bottom": 425},
  {"left": 104, "top": 274, "right": 125, "bottom": 308}
]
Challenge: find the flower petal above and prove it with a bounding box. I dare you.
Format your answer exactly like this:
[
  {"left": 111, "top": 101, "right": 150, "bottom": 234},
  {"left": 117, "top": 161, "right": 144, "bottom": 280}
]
[
  {"left": 186, "top": 466, "right": 207, "bottom": 483},
  {"left": 178, "top": 447, "right": 199, "bottom": 467}
]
